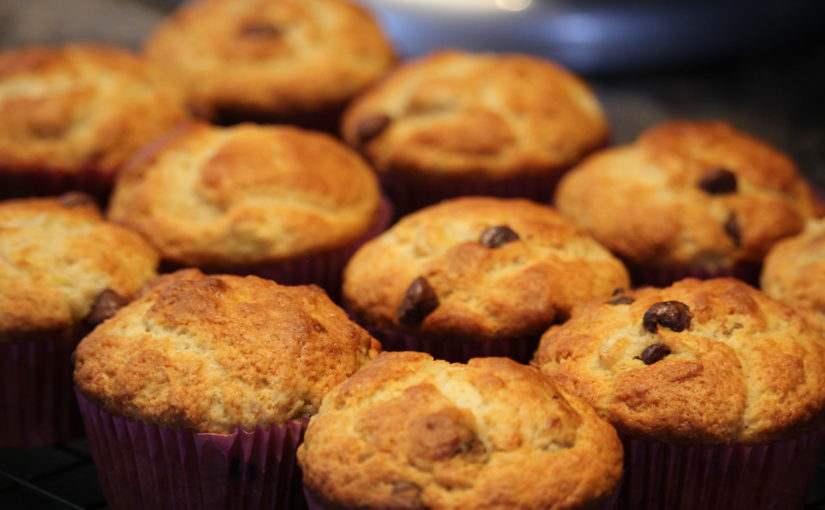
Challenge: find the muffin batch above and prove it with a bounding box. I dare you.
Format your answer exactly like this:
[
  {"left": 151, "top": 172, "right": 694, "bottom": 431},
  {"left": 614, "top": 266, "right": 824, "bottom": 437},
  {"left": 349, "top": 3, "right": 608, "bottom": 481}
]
[{"left": 1, "top": 0, "right": 824, "bottom": 509}]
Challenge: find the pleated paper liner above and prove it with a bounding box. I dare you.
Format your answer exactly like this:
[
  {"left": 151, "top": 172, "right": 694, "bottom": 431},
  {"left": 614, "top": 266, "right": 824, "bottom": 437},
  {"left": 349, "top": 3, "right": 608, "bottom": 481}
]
[
  {"left": 304, "top": 474, "right": 620, "bottom": 510},
  {"left": 623, "top": 259, "right": 762, "bottom": 289},
  {"left": 0, "top": 325, "right": 87, "bottom": 447},
  {"left": 379, "top": 170, "right": 565, "bottom": 219},
  {"left": 161, "top": 197, "right": 392, "bottom": 303},
  {"left": 604, "top": 428, "right": 825, "bottom": 510},
  {"left": 357, "top": 323, "right": 539, "bottom": 365},
  {"left": 0, "top": 166, "right": 112, "bottom": 205},
  {"left": 76, "top": 390, "right": 308, "bottom": 510}
]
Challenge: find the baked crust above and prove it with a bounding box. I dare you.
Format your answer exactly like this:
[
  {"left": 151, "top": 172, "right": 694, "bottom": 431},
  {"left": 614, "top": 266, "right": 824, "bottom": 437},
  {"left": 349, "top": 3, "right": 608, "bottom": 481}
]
[
  {"left": 762, "top": 219, "right": 825, "bottom": 330},
  {"left": 342, "top": 50, "right": 608, "bottom": 180},
  {"left": 144, "top": 0, "right": 394, "bottom": 120},
  {"left": 534, "top": 278, "right": 825, "bottom": 443},
  {"left": 74, "top": 269, "right": 381, "bottom": 433},
  {"left": 107, "top": 122, "right": 381, "bottom": 267},
  {"left": 0, "top": 196, "right": 159, "bottom": 336},
  {"left": 555, "top": 121, "right": 815, "bottom": 268},
  {"left": 298, "top": 351, "right": 622, "bottom": 510},
  {"left": 0, "top": 44, "right": 189, "bottom": 179},
  {"left": 343, "top": 197, "right": 629, "bottom": 341}
]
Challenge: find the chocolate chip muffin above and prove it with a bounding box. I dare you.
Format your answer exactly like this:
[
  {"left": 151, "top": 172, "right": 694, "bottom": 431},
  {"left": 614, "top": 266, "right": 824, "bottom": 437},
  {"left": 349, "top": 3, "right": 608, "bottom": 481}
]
[
  {"left": 761, "top": 219, "right": 825, "bottom": 331},
  {"left": 342, "top": 50, "right": 608, "bottom": 214},
  {"left": 107, "top": 122, "right": 389, "bottom": 297},
  {"left": 0, "top": 43, "right": 190, "bottom": 201},
  {"left": 0, "top": 194, "right": 159, "bottom": 447},
  {"left": 74, "top": 269, "right": 381, "bottom": 510},
  {"left": 555, "top": 121, "right": 816, "bottom": 287},
  {"left": 534, "top": 278, "right": 825, "bottom": 510},
  {"left": 145, "top": 0, "right": 394, "bottom": 130},
  {"left": 343, "top": 197, "right": 629, "bottom": 363},
  {"left": 299, "top": 351, "right": 622, "bottom": 510}
]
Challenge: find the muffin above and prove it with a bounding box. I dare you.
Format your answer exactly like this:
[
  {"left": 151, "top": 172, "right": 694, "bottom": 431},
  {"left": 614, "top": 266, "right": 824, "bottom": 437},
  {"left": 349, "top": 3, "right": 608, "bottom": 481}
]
[
  {"left": 74, "top": 269, "right": 381, "bottom": 510},
  {"left": 343, "top": 197, "right": 629, "bottom": 363},
  {"left": 555, "top": 121, "right": 816, "bottom": 286},
  {"left": 534, "top": 278, "right": 825, "bottom": 509},
  {"left": 762, "top": 219, "right": 825, "bottom": 330},
  {"left": 341, "top": 50, "right": 608, "bottom": 214},
  {"left": 0, "top": 194, "right": 158, "bottom": 447},
  {"left": 299, "top": 351, "right": 622, "bottom": 510},
  {"left": 145, "top": 0, "right": 395, "bottom": 130},
  {"left": 0, "top": 43, "right": 190, "bottom": 201},
  {"left": 107, "top": 122, "right": 390, "bottom": 298}
]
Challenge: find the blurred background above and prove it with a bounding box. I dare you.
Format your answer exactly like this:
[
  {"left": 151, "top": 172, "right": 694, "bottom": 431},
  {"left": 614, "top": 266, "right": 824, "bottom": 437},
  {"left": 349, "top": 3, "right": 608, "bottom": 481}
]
[{"left": 0, "top": 0, "right": 823, "bottom": 185}]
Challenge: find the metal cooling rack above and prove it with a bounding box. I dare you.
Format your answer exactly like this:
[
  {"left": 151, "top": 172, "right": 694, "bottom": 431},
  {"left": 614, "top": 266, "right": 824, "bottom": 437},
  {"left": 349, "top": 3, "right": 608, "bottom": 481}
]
[{"left": 2, "top": 440, "right": 825, "bottom": 509}]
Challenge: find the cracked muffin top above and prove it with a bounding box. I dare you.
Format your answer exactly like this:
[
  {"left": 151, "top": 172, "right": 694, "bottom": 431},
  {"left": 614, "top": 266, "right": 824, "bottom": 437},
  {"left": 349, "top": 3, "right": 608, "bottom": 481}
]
[
  {"left": 341, "top": 50, "right": 607, "bottom": 180},
  {"left": 74, "top": 269, "right": 381, "bottom": 433},
  {"left": 0, "top": 43, "right": 189, "bottom": 180},
  {"left": 762, "top": 219, "right": 825, "bottom": 331},
  {"left": 555, "top": 121, "right": 816, "bottom": 269},
  {"left": 107, "top": 122, "right": 382, "bottom": 267},
  {"left": 533, "top": 278, "right": 825, "bottom": 444},
  {"left": 0, "top": 195, "right": 159, "bottom": 338},
  {"left": 343, "top": 197, "right": 629, "bottom": 342},
  {"left": 298, "top": 351, "right": 622, "bottom": 510},
  {"left": 145, "top": 0, "right": 394, "bottom": 122}
]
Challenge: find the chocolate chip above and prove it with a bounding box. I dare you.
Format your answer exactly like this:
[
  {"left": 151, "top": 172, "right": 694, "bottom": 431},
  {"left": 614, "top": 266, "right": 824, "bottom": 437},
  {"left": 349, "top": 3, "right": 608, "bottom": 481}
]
[
  {"left": 643, "top": 301, "right": 692, "bottom": 333},
  {"left": 58, "top": 192, "right": 94, "bottom": 208},
  {"left": 637, "top": 343, "right": 671, "bottom": 365},
  {"left": 238, "top": 22, "right": 281, "bottom": 38},
  {"left": 479, "top": 225, "right": 520, "bottom": 249},
  {"left": 397, "top": 277, "right": 439, "bottom": 326},
  {"left": 612, "top": 287, "right": 626, "bottom": 296},
  {"left": 608, "top": 295, "right": 635, "bottom": 305},
  {"left": 356, "top": 114, "right": 390, "bottom": 145},
  {"left": 699, "top": 168, "right": 737, "bottom": 194},
  {"left": 85, "top": 289, "right": 129, "bottom": 325},
  {"left": 724, "top": 213, "right": 740, "bottom": 247}
]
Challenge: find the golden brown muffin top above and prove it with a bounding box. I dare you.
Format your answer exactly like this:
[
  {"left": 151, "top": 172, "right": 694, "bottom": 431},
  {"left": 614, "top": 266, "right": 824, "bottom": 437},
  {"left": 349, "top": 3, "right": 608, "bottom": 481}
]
[
  {"left": 344, "top": 197, "right": 629, "bottom": 341},
  {"left": 107, "top": 122, "right": 382, "bottom": 267},
  {"left": 762, "top": 219, "right": 825, "bottom": 331},
  {"left": 534, "top": 278, "right": 825, "bottom": 444},
  {"left": 342, "top": 50, "right": 607, "bottom": 180},
  {"left": 0, "top": 195, "right": 159, "bottom": 337},
  {"left": 0, "top": 43, "right": 189, "bottom": 177},
  {"left": 555, "top": 121, "right": 815, "bottom": 268},
  {"left": 145, "top": 0, "right": 394, "bottom": 120},
  {"left": 299, "top": 352, "right": 622, "bottom": 510},
  {"left": 74, "top": 269, "right": 381, "bottom": 433}
]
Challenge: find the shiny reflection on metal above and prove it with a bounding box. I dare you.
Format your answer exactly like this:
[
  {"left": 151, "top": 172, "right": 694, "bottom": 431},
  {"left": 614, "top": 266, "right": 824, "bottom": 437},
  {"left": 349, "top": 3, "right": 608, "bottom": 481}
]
[{"left": 495, "top": 0, "right": 532, "bottom": 12}]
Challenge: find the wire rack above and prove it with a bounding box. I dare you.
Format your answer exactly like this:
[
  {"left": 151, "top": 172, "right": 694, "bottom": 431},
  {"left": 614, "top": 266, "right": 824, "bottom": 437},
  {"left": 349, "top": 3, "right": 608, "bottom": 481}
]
[{"left": 2, "top": 440, "right": 825, "bottom": 509}]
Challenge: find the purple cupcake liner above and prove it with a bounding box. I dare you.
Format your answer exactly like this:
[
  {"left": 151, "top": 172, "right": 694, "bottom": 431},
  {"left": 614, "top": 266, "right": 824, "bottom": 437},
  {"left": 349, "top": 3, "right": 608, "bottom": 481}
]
[
  {"left": 604, "top": 428, "right": 825, "bottom": 510},
  {"left": 0, "top": 165, "right": 112, "bottom": 204},
  {"left": 359, "top": 324, "right": 539, "bottom": 364},
  {"left": 623, "top": 259, "right": 762, "bottom": 289},
  {"left": 163, "top": 197, "right": 392, "bottom": 302},
  {"left": 304, "top": 473, "right": 620, "bottom": 510},
  {"left": 0, "top": 326, "right": 87, "bottom": 447},
  {"left": 76, "top": 390, "right": 308, "bottom": 510},
  {"left": 379, "top": 171, "right": 565, "bottom": 218}
]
